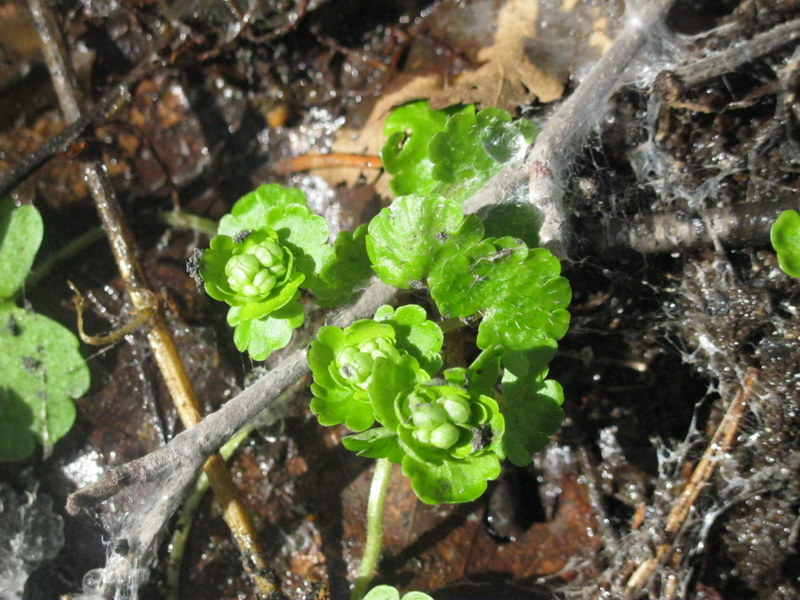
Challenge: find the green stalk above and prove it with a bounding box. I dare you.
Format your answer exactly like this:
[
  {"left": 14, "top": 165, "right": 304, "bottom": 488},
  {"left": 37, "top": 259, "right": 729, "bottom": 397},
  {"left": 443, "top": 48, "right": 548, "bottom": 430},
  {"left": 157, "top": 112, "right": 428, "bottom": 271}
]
[
  {"left": 166, "top": 422, "right": 255, "bottom": 600},
  {"left": 352, "top": 458, "right": 392, "bottom": 600},
  {"left": 158, "top": 209, "right": 218, "bottom": 237},
  {"left": 25, "top": 226, "right": 105, "bottom": 289}
]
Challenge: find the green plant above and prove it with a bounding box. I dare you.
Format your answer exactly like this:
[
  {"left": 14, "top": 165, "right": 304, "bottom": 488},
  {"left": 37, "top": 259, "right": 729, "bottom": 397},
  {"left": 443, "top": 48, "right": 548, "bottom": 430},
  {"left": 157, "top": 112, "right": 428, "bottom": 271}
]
[
  {"left": 0, "top": 197, "right": 90, "bottom": 461},
  {"left": 771, "top": 209, "right": 800, "bottom": 278},
  {"left": 363, "top": 585, "right": 433, "bottom": 600},
  {"left": 197, "top": 184, "right": 372, "bottom": 359},
  {"left": 198, "top": 101, "right": 569, "bottom": 598}
]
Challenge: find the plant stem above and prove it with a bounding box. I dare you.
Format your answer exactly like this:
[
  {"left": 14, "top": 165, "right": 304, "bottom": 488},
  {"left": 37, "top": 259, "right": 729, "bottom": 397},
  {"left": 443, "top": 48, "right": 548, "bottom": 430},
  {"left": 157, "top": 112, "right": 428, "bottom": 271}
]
[
  {"left": 25, "top": 226, "right": 105, "bottom": 289},
  {"left": 158, "top": 209, "right": 218, "bottom": 237},
  {"left": 352, "top": 458, "right": 393, "bottom": 600}
]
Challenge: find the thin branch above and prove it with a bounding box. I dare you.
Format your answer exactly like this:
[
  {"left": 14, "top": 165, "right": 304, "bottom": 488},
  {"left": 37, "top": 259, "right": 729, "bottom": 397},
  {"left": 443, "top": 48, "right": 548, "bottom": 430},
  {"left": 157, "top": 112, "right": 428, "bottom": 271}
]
[
  {"left": 654, "top": 17, "right": 800, "bottom": 101},
  {"left": 581, "top": 198, "right": 799, "bottom": 256},
  {"left": 66, "top": 279, "right": 397, "bottom": 512},
  {"left": 0, "top": 60, "right": 157, "bottom": 198},
  {"left": 620, "top": 368, "right": 758, "bottom": 599},
  {"left": 528, "top": 0, "right": 677, "bottom": 257}
]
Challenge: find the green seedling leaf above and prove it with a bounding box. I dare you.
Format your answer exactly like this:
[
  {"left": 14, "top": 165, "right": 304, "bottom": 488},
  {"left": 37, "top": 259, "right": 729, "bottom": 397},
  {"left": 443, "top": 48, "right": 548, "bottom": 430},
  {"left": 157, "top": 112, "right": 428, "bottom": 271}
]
[
  {"left": 428, "top": 106, "right": 533, "bottom": 203},
  {"left": 0, "top": 302, "right": 89, "bottom": 460},
  {"left": 0, "top": 198, "right": 43, "bottom": 299},
  {"left": 373, "top": 304, "right": 443, "bottom": 376},
  {"left": 0, "top": 387, "right": 36, "bottom": 461},
  {"left": 478, "top": 272, "right": 571, "bottom": 350},
  {"left": 432, "top": 240, "right": 570, "bottom": 351},
  {"left": 313, "top": 225, "right": 373, "bottom": 307},
  {"left": 229, "top": 299, "right": 304, "bottom": 361},
  {"left": 342, "top": 427, "right": 403, "bottom": 463},
  {"left": 366, "top": 195, "right": 468, "bottom": 288},
  {"left": 363, "top": 585, "right": 434, "bottom": 600},
  {"left": 381, "top": 100, "right": 462, "bottom": 197},
  {"left": 381, "top": 101, "right": 537, "bottom": 204},
  {"left": 218, "top": 183, "right": 307, "bottom": 234},
  {"left": 401, "top": 448, "right": 501, "bottom": 505},
  {"left": 770, "top": 209, "right": 800, "bottom": 278},
  {"left": 500, "top": 373, "right": 564, "bottom": 466},
  {"left": 429, "top": 236, "right": 529, "bottom": 318}
]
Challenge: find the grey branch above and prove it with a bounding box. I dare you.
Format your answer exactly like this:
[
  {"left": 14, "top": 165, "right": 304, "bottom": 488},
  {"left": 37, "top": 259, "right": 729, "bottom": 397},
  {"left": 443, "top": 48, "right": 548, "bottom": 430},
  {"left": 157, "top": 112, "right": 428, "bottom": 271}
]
[{"left": 529, "top": 0, "right": 677, "bottom": 258}]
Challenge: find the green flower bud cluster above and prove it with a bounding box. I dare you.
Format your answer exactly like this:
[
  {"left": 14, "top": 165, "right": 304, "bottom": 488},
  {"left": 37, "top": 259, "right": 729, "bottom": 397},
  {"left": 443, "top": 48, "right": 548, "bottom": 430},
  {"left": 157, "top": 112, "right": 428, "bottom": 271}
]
[
  {"left": 225, "top": 236, "right": 287, "bottom": 298},
  {"left": 405, "top": 388, "right": 470, "bottom": 449},
  {"left": 200, "top": 228, "right": 305, "bottom": 326},
  {"left": 309, "top": 318, "right": 409, "bottom": 432},
  {"left": 335, "top": 336, "right": 400, "bottom": 388}
]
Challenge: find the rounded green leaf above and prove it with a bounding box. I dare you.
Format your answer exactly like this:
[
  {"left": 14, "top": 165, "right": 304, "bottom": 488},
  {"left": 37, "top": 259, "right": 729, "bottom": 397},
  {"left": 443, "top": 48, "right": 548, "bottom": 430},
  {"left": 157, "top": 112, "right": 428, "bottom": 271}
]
[
  {"left": 380, "top": 100, "right": 461, "bottom": 197},
  {"left": 0, "top": 198, "right": 43, "bottom": 300},
  {"left": 229, "top": 298, "right": 304, "bottom": 360},
  {"left": 373, "top": 304, "right": 443, "bottom": 375},
  {"left": 401, "top": 449, "right": 501, "bottom": 504},
  {"left": 218, "top": 184, "right": 308, "bottom": 235},
  {"left": 363, "top": 586, "right": 434, "bottom": 600},
  {"left": 342, "top": 427, "right": 403, "bottom": 463},
  {"left": 499, "top": 375, "right": 564, "bottom": 466},
  {"left": 0, "top": 302, "right": 89, "bottom": 459},
  {"left": 314, "top": 225, "right": 373, "bottom": 307},
  {"left": 770, "top": 209, "right": 800, "bottom": 278},
  {"left": 366, "top": 195, "right": 467, "bottom": 288}
]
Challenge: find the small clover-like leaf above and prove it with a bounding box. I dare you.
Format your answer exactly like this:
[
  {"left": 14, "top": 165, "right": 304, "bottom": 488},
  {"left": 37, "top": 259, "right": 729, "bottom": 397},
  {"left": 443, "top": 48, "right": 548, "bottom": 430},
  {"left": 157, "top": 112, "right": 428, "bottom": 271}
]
[
  {"left": 313, "top": 225, "right": 373, "bottom": 307},
  {"left": 477, "top": 272, "right": 571, "bottom": 350},
  {"left": 373, "top": 304, "right": 443, "bottom": 376},
  {"left": 770, "top": 209, "right": 800, "bottom": 278},
  {"left": 429, "top": 236, "right": 529, "bottom": 318},
  {"left": 381, "top": 100, "right": 463, "bottom": 197},
  {"left": 381, "top": 101, "right": 537, "bottom": 204},
  {"left": 218, "top": 183, "right": 308, "bottom": 235},
  {"left": 432, "top": 240, "right": 571, "bottom": 351},
  {"left": 0, "top": 198, "right": 43, "bottom": 300},
  {"left": 363, "top": 585, "right": 434, "bottom": 600},
  {"left": 0, "top": 301, "right": 89, "bottom": 460},
  {"left": 500, "top": 374, "right": 564, "bottom": 466},
  {"left": 401, "top": 449, "right": 501, "bottom": 505},
  {"left": 366, "top": 195, "right": 467, "bottom": 288},
  {"left": 229, "top": 299, "right": 304, "bottom": 361}
]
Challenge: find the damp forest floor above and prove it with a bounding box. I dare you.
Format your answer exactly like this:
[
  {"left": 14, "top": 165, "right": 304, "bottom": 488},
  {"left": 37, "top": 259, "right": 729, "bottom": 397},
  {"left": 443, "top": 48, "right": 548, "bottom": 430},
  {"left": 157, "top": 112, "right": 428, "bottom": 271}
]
[{"left": 1, "top": 0, "right": 799, "bottom": 599}]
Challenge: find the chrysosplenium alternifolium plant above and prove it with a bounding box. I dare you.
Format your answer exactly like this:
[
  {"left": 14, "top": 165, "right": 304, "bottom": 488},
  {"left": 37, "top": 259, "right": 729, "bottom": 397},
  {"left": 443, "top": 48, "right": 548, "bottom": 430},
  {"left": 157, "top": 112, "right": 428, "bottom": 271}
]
[
  {"left": 198, "top": 100, "right": 571, "bottom": 504},
  {"left": 771, "top": 209, "right": 800, "bottom": 278}
]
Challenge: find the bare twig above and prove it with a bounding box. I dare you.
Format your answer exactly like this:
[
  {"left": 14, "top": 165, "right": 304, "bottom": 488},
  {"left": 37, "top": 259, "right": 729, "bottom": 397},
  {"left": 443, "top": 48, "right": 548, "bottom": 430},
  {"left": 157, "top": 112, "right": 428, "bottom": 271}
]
[
  {"left": 528, "top": 0, "right": 677, "bottom": 257},
  {"left": 621, "top": 368, "right": 758, "bottom": 599},
  {"left": 0, "top": 60, "right": 157, "bottom": 198},
  {"left": 654, "top": 17, "right": 800, "bottom": 101},
  {"left": 25, "top": 0, "right": 276, "bottom": 596},
  {"left": 582, "top": 198, "right": 800, "bottom": 255}
]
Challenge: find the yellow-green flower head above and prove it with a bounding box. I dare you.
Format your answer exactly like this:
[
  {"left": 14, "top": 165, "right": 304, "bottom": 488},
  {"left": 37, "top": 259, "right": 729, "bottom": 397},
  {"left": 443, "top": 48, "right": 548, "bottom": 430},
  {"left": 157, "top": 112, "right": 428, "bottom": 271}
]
[{"left": 200, "top": 228, "right": 305, "bottom": 322}]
